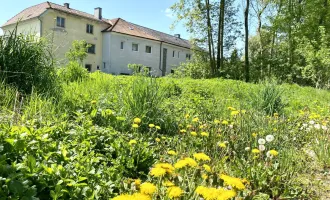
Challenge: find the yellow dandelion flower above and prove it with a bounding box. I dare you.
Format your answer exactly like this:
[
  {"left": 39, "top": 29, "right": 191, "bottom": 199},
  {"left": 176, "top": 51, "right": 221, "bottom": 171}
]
[
  {"left": 155, "top": 138, "right": 161, "bottom": 142},
  {"left": 201, "top": 132, "right": 209, "bottom": 137},
  {"left": 180, "top": 129, "right": 187, "bottom": 133},
  {"left": 129, "top": 140, "right": 137, "bottom": 145},
  {"left": 132, "top": 193, "right": 151, "bottom": 200},
  {"left": 241, "top": 109, "right": 247, "bottom": 114},
  {"left": 185, "top": 114, "right": 190, "bottom": 118},
  {"left": 192, "top": 117, "right": 199, "bottom": 122},
  {"left": 163, "top": 180, "right": 175, "bottom": 187},
  {"left": 195, "top": 186, "right": 208, "bottom": 196},
  {"left": 218, "top": 142, "right": 226, "bottom": 148},
  {"left": 174, "top": 159, "right": 188, "bottom": 169},
  {"left": 168, "top": 150, "right": 177, "bottom": 156},
  {"left": 252, "top": 149, "right": 260, "bottom": 154},
  {"left": 149, "top": 124, "right": 155, "bottom": 128},
  {"left": 133, "top": 118, "right": 141, "bottom": 124},
  {"left": 132, "top": 124, "right": 139, "bottom": 128},
  {"left": 231, "top": 110, "right": 240, "bottom": 116},
  {"left": 190, "top": 131, "right": 197, "bottom": 136},
  {"left": 91, "top": 100, "right": 97, "bottom": 104},
  {"left": 134, "top": 179, "right": 141, "bottom": 186},
  {"left": 167, "top": 186, "right": 184, "bottom": 199},
  {"left": 203, "top": 164, "right": 212, "bottom": 172},
  {"left": 140, "top": 182, "right": 157, "bottom": 195},
  {"left": 156, "top": 126, "right": 161, "bottom": 130},
  {"left": 219, "top": 174, "right": 245, "bottom": 190},
  {"left": 222, "top": 120, "right": 229, "bottom": 125},
  {"left": 187, "top": 124, "right": 192, "bottom": 128},
  {"left": 184, "top": 157, "right": 198, "bottom": 167},
  {"left": 252, "top": 132, "right": 257, "bottom": 137},
  {"left": 150, "top": 167, "right": 166, "bottom": 177},
  {"left": 227, "top": 106, "right": 236, "bottom": 111},
  {"left": 199, "top": 125, "right": 204, "bottom": 129},
  {"left": 202, "top": 174, "right": 208, "bottom": 180},
  {"left": 112, "top": 194, "right": 132, "bottom": 200},
  {"left": 155, "top": 163, "right": 175, "bottom": 174},
  {"left": 214, "top": 119, "right": 221, "bottom": 124},
  {"left": 193, "top": 153, "right": 211, "bottom": 161},
  {"left": 269, "top": 149, "right": 279, "bottom": 156},
  {"left": 217, "top": 189, "right": 237, "bottom": 200}
]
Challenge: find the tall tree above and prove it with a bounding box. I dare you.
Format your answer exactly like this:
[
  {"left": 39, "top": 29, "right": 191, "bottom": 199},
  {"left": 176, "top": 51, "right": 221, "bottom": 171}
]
[
  {"left": 244, "top": 0, "right": 250, "bottom": 82},
  {"left": 217, "top": 0, "right": 225, "bottom": 73}
]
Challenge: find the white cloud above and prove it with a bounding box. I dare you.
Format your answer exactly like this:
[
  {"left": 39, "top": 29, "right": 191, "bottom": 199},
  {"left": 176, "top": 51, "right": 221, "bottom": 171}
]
[{"left": 164, "top": 8, "right": 174, "bottom": 19}]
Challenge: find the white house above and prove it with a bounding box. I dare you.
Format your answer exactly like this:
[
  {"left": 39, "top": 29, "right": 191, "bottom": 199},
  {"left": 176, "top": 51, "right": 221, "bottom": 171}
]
[{"left": 1, "top": 2, "right": 193, "bottom": 76}]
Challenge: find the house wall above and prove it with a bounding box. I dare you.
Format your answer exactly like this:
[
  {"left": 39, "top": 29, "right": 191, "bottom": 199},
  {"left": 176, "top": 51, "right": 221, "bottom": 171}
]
[
  {"left": 1, "top": 18, "right": 41, "bottom": 37},
  {"left": 41, "top": 9, "right": 110, "bottom": 71},
  {"left": 104, "top": 32, "right": 192, "bottom": 76}
]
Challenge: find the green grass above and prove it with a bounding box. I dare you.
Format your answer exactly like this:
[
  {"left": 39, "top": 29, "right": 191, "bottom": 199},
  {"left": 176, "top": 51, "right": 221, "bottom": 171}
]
[{"left": 1, "top": 73, "right": 330, "bottom": 199}]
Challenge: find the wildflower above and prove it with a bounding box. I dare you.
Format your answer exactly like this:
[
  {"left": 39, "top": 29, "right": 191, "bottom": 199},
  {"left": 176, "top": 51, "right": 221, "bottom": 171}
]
[
  {"left": 168, "top": 150, "right": 177, "bottom": 156},
  {"left": 214, "top": 119, "right": 221, "bottom": 124},
  {"left": 201, "top": 132, "right": 209, "bottom": 137},
  {"left": 252, "top": 149, "right": 260, "bottom": 154},
  {"left": 266, "top": 135, "right": 274, "bottom": 142},
  {"left": 252, "top": 133, "right": 258, "bottom": 137},
  {"left": 202, "top": 174, "right": 208, "bottom": 180},
  {"left": 132, "top": 193, "right": 151, "bottom": 200},
  {"left": 228, "top": 106, "right": 236, "bottom": 110},
  {"left": 258, "top": 138, "right": 266, "bottom": 145},
  {"left": 133, "top": 118, "right": 142, "bottom": 124},
  {"left": 149, "top": 124, "right": 155, "bottom": 128},
  {"left": 220, "top": 174, "right": 245, "bottom": 190},
  {"left": 134, "top": 179, "right": 141, "bottom": 186},
  {"left": 245, "top": 147, "right": 250, "bottom": 151},
  {"left": 193, "top": 153, "right": 211, "bottom": 161},
  {"left": 241, "top": 109, "right": 247, "bottom": 114},
  {"left": 155, "top": 138, "right": 161, "bottom": 142},
  {"left": 150, "top": 167, "right": 167, "bottom": 177},
  {"left": 309, "top": 120, "right": 315, "bottom": 125},
  {"left": 140, "top": 182, "right": 157, "bottom": 195},
  {"left": 167, "top": 186, "right": 184, "bottom": 199},
  {"left": 314, "top": 124, "right": 321, "bottom": 129},
  {"left": 184, "top": 157, "right": 198, "bottom": 167},
  {"left": 185, "top": 114, "right": 190, "bottom": 118},
  {"left": 192, "top": 117, "right": 199, "bottom": 122},
  {"left": 163, "top": 180, "right": 175, "bottom": 187},
  {"left": 180, "top": 129, "right": 187, "bottom": 133},
  {"left": 190, "top": 131, "right": 197, "bottom": 136},
  {"left": 187, "top": 124, "right": 192, "bottom": 128},
  {"left": 229, "top": 124, "right": 234, "bottom": 129},
  {"left": 203, "top": 164, "right": 212, "bottom": 172},
  {"left": 155, "top": 163, "right": 175, "bottom": 174},
  {"left": 132, "top": 124, "right": 139, "bottom": 128},
  {"left": 268, "top": 149, "right": 279, "bottom": 157},
  {"left": 259, "top": 145, "right": 266, "bottom": 151},
  {"left": 174, "top": 159, "right": 188, "bottom": 169},
  {"left": 156, "top": 126, "right": 161, "bottom": 130},
  {"left": 112, "top": 194, "right": 132, "bottom": 200},
  {"left": 129, "top": 140, "right": 137, "bottom": 145},
  {"left": 222, "top": 120, "right": 229, "bottom": 125},
  {"left": 91, "top": 100, "right": 97, "bottom": 104},
  {"left": 199, "top": 125, "right": 204, "bottom": 129},
  {"left": 218, "top": 142, "right": 226, "bottom": 148}
]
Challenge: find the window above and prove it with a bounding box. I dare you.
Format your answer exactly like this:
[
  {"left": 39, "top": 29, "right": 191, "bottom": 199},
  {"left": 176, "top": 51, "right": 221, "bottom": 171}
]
[
  {"left": 85, "top": 64, "right": 91, "bottom": 72},
  {"left": 171, "top": 69, "right": 175, "bottom": 74},
  {"left": 120, "top": 41, "right": 124, "bottom": 50},
  {"left": 86, "top": 24, "right": 93, "bottom": 34},
  {"left": 186, "top": 54, "right": 191, "bottom": 60},
  {"left": 87, "top": 44, "right": 95, "bottom": 54},
  {"left": 173, "top": 51, "right": 175, "bottom": 57},
  {"left": 56, "top": 17, "right": 65, "bottom": 28},
  {"left": 145, "top": 46, "right": 152, "bottom": 53},
  {"left": 132, "top": 43, "right": 139, "bottom": 51}
]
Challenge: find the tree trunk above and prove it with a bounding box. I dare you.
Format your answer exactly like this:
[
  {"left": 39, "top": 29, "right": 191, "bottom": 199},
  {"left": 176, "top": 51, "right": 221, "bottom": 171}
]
[
  {"left": 244, "top": 0, "right": 250, "bottom": 82},
  {"left": 217, "top": 0, "right": 225, "bottom": 76},
  {"left": 205, "top": 0, "right": 216, "bottom": 76}
]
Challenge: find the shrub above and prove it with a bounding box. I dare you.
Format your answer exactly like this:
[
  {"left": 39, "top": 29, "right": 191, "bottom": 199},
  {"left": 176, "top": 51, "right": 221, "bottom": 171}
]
[
  {"left": 0, "top": 26, "right": 58, "bottom": 95},
  {"left": 58, "top": 61, "right": 89, "bottom": 83},
  {"left": 128, "top": 63, "right": 151, "bottom": 76}
]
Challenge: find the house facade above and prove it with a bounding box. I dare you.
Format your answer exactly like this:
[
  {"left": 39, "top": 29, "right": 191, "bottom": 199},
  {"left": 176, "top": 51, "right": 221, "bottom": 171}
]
[{"left": 1, "top": 2, "right": 192, "bottom": 76}]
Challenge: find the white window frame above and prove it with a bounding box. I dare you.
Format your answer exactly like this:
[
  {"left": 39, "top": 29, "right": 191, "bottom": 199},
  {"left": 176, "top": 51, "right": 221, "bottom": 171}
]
[
  {"left": 56, "top": 17, "right": 65, "bottom": 28},
  {"left": 86, "top": 24, "right": 94, "bottom": 34},
  {"left": 145, "top": 45, "right": 152, "bottom": 54},
  {"left": 132, "top": 43, "right": 139, "bottom": 52}
]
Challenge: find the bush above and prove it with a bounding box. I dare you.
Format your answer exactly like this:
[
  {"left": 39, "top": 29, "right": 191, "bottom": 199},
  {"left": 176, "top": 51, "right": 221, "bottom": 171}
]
[
  {"left": 58, "top": 61, "right": 89, "bottom": 83},
  {"left": 0, "top": 26, "right": 58, "bottom": 95}
]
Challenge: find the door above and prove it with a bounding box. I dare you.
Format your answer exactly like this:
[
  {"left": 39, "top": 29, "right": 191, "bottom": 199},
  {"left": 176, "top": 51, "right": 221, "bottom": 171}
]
[{"left": 162, "top": 48, "right": 167, "bottom": 76}]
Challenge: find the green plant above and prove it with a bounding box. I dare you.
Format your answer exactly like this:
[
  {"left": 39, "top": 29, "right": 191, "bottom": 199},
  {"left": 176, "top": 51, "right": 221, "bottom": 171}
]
[
  {"left": 65, "top": 40, "right": 90, "bottom": 64},
  {"left": 58, "top": 61, "right": 89, "bottom": 83}
]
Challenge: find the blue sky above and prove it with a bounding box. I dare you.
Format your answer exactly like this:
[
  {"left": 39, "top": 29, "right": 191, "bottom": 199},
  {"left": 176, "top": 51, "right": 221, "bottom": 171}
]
[{"left": 0, "top": 0, "right": 188, "bottom": 38}]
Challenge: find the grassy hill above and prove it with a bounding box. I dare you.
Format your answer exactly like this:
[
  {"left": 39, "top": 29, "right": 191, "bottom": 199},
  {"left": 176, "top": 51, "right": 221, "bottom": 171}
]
[{"left": 1, "top": 73, "right": 330, "bottom": 199}]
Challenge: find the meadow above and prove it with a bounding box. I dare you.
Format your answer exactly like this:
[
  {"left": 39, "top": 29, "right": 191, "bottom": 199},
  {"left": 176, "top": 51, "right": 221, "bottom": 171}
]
[{"left": 1, "top": 72, "right": 330, "bottom": 199}]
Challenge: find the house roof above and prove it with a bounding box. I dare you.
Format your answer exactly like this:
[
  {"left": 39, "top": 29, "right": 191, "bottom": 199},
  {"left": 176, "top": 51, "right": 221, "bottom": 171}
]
[
  {"left": 2, "top": 2, "right": 192, "bottom": 49},
  {"left": 2, "top": 1, "right": 110, "bottom": 27},
  {"left": 104, "top": 18, "right": 192, "bottom": 49}
]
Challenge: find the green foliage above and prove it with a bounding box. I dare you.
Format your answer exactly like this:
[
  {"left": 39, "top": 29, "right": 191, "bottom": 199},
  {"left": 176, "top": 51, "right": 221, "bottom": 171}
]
[
  {"left": 0, "top": 26, "right": 59, "bottom": 95},
  {"left": 65, "top": 40, "right": 90, "bottom": 64},
  {"left": 128, "top": 63, "right": 151, "bottom": 76},
  {"left": 58, "top": 61, "right": 89, "bottom": 83}
]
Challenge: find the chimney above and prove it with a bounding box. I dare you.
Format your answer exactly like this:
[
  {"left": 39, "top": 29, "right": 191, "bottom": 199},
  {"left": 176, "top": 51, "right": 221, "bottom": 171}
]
[
  {"left": 174, "top": 34, "right": 181, "bottom": 38},
  {"left": 64, "top": 3, "right": 70, "bottom": 9},
  {"left": 94, "top": 7, "right": 102, "bottom": 20}
]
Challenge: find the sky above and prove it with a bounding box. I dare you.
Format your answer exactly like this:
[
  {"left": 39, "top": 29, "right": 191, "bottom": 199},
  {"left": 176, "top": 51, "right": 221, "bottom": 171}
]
[{"left": 0, "top": 0, "right": 189, "bottom": 38}]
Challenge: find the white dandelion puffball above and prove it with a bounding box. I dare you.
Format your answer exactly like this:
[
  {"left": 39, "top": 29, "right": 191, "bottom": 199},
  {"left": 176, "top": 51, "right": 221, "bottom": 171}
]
[
  {"left": 266, "top": 151, "right": 273, "bottom": 158},
  {"left": 266, "top": 135, "right": 274, "bottom": 142},
  {"left": 245, "top": 147, "right": 250, "bottom": 151},
  {"left": 258, "top": 138, "right": 266, "bottom": 145},
  {"left": 309, "top": 120, "right": 315, "bottom": 125},
  {"left": 322, "top": 125, "right": 328, "bottom": 130},
  {"left": 314, "top": 124, "right": 321, "bottom": 130},
  {"left": 259, "top": 145, "right": 266, "bottom": 151}
]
